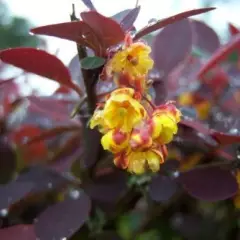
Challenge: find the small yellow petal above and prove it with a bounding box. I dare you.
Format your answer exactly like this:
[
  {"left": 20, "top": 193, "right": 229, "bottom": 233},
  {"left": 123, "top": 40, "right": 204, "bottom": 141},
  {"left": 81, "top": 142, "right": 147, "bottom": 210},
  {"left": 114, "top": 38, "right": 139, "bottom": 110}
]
[{"left": 146, "top": 150, "right": 161, "bottom": 172}]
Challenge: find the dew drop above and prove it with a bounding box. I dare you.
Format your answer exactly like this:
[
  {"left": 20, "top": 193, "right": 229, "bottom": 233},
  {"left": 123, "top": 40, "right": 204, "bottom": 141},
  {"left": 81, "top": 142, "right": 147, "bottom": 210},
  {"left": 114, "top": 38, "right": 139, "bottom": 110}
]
[
  {"left": 172, "top": 171, "right": 180, "bottom": 178},
  {"left": 47, "top": 182, "right": 53, "bottom": 189},
  {"left": 0, "top": 208, "right": 8, "bottom": 217},
  {"left": 69, "top": 189, "right": 80, "bottom": 199},
  {"left": 148, "top": 18, "right": 157, "bottom": 25},
  {"left": 229, "top": 128, "right": 238, "bottom": 135}
]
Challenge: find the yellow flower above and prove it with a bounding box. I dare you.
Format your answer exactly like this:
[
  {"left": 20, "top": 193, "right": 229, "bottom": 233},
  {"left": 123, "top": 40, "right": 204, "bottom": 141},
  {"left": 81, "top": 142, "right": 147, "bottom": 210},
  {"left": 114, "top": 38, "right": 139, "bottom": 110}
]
[
  {"left": 124, "top": 148, "right": 164, "bottom": 174},
  {"left": 101, "top": 129, "right": 129, "bottom": 153},
  {"left": 107, "top": 42, "right": 154, "bottom": 77},
  {"left": 89, "top": 109, "right": 108, "bottom": 133},
  {"left": 150, "top": 103, "right": 181, "bottom": 144},
  {"left": 102, "top": 88, "right": 146, "bottom": 132}
]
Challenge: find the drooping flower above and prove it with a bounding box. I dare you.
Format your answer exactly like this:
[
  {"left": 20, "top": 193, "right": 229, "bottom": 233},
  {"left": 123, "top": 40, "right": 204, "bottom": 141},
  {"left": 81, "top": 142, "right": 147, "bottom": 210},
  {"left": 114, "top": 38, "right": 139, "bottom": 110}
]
[
  {"left": 114, "top": 147, "right": 164, "bottom": 174},
  {"left": 150, "top": 102, "right": 181, "bottom": 144},
  {"left": 106, "top": 42, "right": 154, "bottom": 78}
]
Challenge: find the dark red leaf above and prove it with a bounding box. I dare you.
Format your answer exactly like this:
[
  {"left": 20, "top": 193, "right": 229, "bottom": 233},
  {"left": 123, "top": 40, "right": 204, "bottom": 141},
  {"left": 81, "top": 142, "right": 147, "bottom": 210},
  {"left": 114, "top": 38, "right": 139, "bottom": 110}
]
[
  {"left": 179, "top": 166, "right": 238, "bottom": 201},
  {"left": 11, "top": 125, "right": 48, "bottom": 163},
  {"left": 31, "top": 22, "right": 95, "bottom": 48},
  {"left": 23, "top": 125, "right": 81, "bottom": 146},
  {"left": 149, "top": 175, "right": 178, "bottom": 202},
  {"left": 191, "top": 19, "right": 220, "bottom": 53},
  {"left": 0, "top": 225, "right": 36, "bottom": 240},
  {"left": 80, "top": 11, "right": 125, "bottom": 49},
  {"left": 201, "top": 67, "right": 229, "bottom": 95},
  {"left": 152, "top": 19, "right": 193, "bottom": 76},
  {"left": 134, "top": 7, "right": 216, "bottom": 40},
  {"left": 81, "top": 0, "right": 96, "bottom": 10},
  {"left": 120, "top": 6, "right": 140, "bottom": 31},
  {"left": 228, "top": 23, "right": 240, "bottom": 36},
  {"left": 34, "top": 192, "right": 91, "bottom": 240},
  {"left": 0, "top": 181, "right": 33, "bottom": 209},
  {"left": 27, "top": 96, "right": 76, "bottom": 125},
  {"left": 197, "top": 34, "right": 240, "bottom": 79},
  {"left": 210, "top": 131, "right": 240, "bottom": 146},
  {"left": 0, "top": 48, "right": 82, "bottom": 95},
  {"left": 84, "top": 170, "right": 128, "bottom": 203}
]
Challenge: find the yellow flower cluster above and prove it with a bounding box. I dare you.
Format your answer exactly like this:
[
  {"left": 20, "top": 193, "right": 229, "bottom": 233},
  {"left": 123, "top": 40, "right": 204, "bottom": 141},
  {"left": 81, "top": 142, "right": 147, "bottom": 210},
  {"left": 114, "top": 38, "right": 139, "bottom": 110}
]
[{"left": 90, "top": 36, "right": 181, "bottom": 174}]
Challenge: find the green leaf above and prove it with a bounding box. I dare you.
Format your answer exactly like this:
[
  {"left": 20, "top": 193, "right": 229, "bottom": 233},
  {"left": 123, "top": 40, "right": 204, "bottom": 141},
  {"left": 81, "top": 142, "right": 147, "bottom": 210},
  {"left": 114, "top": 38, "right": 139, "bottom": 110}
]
[
  {"left": 81, "top": 56, "right": 105, "bottom": 69},
  {"left": 228, "top": 51, "right": 239, "bottom": 63}
]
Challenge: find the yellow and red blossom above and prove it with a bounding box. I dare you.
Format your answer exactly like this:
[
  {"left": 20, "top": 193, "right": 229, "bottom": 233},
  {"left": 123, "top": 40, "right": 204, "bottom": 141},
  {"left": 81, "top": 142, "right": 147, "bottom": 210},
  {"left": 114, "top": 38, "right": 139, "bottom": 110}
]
[
  {"left": 149, "top": 102, "right": 181, "bottom": 144},
  {"left": 101, "top": 129, "right": 129, "bottom": 153},
  {"left": 90, "top": 36, "right": 182, "bottom": 174},
  {"left": 130, "top": 126, "right": 152, "bottom": 151},
  {"left": 106, "top": 42, "right": 154, "bottom": 78},
  {"left": 90, "top": 87, "right": 146, "bottom": 133},
  {"left": 114, "top": 72, "right": 147, "bottom": 94}
]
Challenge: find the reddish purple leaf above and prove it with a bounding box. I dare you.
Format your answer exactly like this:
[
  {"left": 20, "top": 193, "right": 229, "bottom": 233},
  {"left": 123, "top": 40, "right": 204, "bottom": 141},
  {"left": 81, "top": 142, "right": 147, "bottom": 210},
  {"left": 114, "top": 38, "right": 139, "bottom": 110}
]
[
  {"left": 17, "top": 166, "right": 68, "bottom": 193},
  {"left": 134, "top": 7, "right": 216, "bottom": 40},
  {"left": 152, "top": 19, "right": 193, "bottom": 76},
  {"left": 84, "top": 170, "right": 128, "bottom": 203},
  {"left": 149, "top": 175, "right": 178, "bottom": 202},
  {"left": 210, "top": 131, "right": 240, "bottom": 146},
  {"left": 0, "top": 48, "right": 82, "bottom": 96},
  {"left": 191, "top": 19, "right": 220, "bottom": 53},
  {"left": 34, "top": 192, "right": 91, "bottom": 240},
  {"left": 179, "top": 119, "right": 210, "bottom": 135},
  {"left": 197, "top": 34, "right": 240, "bottom": 79},
  {"left": 0, "top": 181, "right": 33, "bottom": 209},
  {"left": 228, "top": 22, "right": 240, "bottom": 36},
  {"left": 0, "top": 77, "right": 16, "bottom": 86},
  {"left": 0, "top": 225, "right": 36, "bottom": 240},
  {"left": 179, "top": 166, "right": 238, "bottom": 201},
  {"left": 120, "top": 6, "right": 140, "bottom": 31},
  {"left": 111, "top": 9, "right": 132, "bottom": 22},
  {"left": 80, "top": 11, "right": 125, "bottom": 49}
]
